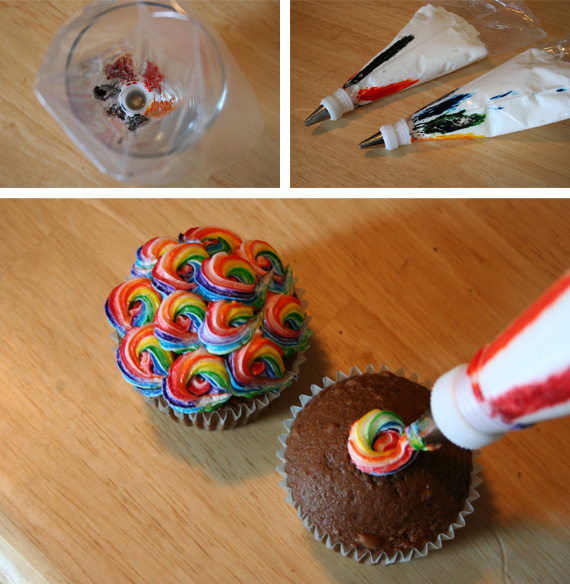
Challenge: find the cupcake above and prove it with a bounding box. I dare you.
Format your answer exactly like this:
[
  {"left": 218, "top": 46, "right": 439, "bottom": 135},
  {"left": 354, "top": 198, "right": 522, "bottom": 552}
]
[
  {"left": 105, "top": 226, "right": 311, "bottom": 429},
  {"left": 277, "top": 365, "right": 481, "bottom": 564}
]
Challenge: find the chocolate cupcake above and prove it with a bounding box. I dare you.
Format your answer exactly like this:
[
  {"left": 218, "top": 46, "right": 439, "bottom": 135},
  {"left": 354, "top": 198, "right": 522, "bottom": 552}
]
[
  {"left": 277, "top": 365, "right": 481, "bottom": 564},
  {"left": 106, "top": 226, "right": 311, "bottom": 430}
]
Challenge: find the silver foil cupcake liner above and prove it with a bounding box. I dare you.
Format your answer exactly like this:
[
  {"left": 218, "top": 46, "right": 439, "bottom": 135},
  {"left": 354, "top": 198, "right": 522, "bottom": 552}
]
[
  {"left": 111, "top": 285, "right": 310, "bottom": 430},
  {"left": 276, "top": 364, "right": 482, "bottom": 565}
]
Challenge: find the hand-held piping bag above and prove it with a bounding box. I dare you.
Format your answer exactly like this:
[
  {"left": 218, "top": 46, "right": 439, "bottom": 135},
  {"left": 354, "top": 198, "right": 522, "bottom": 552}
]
[
  {"left": 430, "top": 269, "right": 570, "bottom": 450},
  {"left": 360, "top": 38, "right": 570, "bottom": 150},
  {"left": 305, "top": 0, "right": 545, "bottom": 125}
]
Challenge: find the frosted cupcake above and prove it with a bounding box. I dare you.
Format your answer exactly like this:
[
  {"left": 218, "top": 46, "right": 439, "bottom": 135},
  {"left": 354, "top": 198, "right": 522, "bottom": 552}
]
[
  {"left": 277, "top": 365, "right": 481, "bottom": 564},
  {"left": 105, "top": 226, "right": 311, "bottom": 429}
]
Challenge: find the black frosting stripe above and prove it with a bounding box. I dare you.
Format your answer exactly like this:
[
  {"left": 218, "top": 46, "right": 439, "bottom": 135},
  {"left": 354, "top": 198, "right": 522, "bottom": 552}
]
[{"left": 343, "top": 35, "right": 415, "bottom": 89}]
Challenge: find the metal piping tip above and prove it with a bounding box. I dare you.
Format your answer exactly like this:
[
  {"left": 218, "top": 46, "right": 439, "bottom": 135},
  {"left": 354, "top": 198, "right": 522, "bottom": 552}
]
[
  {"left": 358, "top": 131, "right": 385, "bottom": 149},
  {"left": 304, "top": 104, "right": 330, "bottom": 126}
]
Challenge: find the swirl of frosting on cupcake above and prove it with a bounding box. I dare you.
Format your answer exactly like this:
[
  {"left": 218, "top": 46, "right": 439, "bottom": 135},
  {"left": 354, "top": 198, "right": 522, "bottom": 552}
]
[
  {"left": 348, "top": 410, "right": 418, "bottom": 476},
  {"left": 105, "top": 277, "right": 162, "bottom": 336},
  {"left": 151, "top": 242, "right": 209, "bottom": 296},
  {"left": 198, "top": 300, "right": 262, "bottom": 355},
  {"left": 131, "top": 236, "right": 178, "bottom": 278},
  {"left": 195, "top": 252, "right": 272, "bottom": 306},
  {"left": 183, "top": 226, "right": 242, "bottom": 255},
  {"left": 154, "top": 291, "right": 207, "bottom": 353},
  {"left": 262, "top": 292, "right": 311, "bottom": 356},
  {"left": 236, "top": 240, "right": 293, "bottom": 294},
  {"left": 162, "top": 347, "right": 231, "bottom": 413},
  {"left": 117, "top": 324, "right": 174, "bottom": 396},
  {"left": 227, "top": 331, "right": 295, "bottom": 396}
]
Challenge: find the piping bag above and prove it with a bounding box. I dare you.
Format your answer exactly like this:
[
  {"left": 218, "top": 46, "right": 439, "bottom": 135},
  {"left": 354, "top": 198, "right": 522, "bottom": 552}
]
[
  {"left": 305, "top": 0, "right": 545, "bottom": 126},
  {"left": 348, "top": 269, "right": 570, "bottom": 476},
  {"left": 35, "top": 0, "right": 263, "bottom": 184},
  {"left": 359, "top": 38, "right": 570, "bottom": 150}
]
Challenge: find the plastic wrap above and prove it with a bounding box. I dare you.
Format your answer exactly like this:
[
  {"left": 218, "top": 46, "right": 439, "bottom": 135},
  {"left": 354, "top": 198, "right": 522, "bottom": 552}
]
[
  {"left": 35, "top": 1, "right": 263, "bottom": 184},
  {"left": 430, "top": 0, "right": 546, "bottom": 56}
]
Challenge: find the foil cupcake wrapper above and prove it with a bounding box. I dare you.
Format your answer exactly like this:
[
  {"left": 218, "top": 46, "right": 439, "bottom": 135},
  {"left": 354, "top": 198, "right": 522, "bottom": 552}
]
[
  {"left": 276, "top": 363, "right": 483, "bottom": 565},
  {"left": 110, "top": 283, "right": 311, "bottom": 430}
]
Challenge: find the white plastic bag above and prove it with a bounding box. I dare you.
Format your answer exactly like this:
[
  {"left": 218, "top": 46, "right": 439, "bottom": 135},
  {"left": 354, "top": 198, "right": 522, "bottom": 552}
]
[{"left": 35, "top": 0, "right": 264, "bottom": 184}]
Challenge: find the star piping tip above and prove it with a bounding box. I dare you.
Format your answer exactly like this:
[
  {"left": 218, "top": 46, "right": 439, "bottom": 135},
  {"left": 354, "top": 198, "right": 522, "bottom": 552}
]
[
  {"left": 304, "top": 104, "right": 330, "bottom": 126},
  {"left": 358, "top": 131, "right": 385, "bottom": 149}
]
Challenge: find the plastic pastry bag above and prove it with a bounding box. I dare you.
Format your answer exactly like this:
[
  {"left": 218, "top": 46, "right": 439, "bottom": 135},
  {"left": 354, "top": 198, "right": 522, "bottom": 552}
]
[
  {"left": 305, "top": 0, "right": 546, "bottom": 125},
  {"left": 35, "top": 0, "right": 263, "bottom": 184},
  {"left": 359, "top": 38, "right": 570, "bottom": 151}
]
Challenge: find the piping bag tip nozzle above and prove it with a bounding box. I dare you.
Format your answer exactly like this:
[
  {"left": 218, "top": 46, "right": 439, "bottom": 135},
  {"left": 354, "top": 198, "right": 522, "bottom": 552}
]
[
  {"left": 304, "top": 104, "right": 330, "bottom": 126},
  {"left": 358, "top": 131, "right": 385, "bottom": 149}
]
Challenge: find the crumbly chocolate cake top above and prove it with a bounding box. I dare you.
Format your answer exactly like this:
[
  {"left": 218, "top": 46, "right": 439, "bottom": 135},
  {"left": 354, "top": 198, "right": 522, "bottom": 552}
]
[{"left": 285, "top": 371, "right": 472, "bottom": 557}]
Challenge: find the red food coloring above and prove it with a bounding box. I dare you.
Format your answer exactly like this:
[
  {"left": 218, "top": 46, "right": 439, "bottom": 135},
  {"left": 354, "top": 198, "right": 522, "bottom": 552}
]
[
  {"left": 106, "top": 54, "right": 138, "bottom": 85},
  {"left": 490, "top": 366, "right": 570, "bottom": 423},
  {"left": 468, "top": 271, "right": 570, "bottom": 401},
  {"left": 356, "top": 78, "right": 419, "bottom": 103},
  {"left": 144, "top": 61, "right": 165, "bottom": 93}
]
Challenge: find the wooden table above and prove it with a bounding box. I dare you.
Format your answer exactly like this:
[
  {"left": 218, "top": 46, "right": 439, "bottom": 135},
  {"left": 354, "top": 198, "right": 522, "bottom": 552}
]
[
  {"left": 1, "top": 199, "right": 570, "bottom": 584},
  {"left": 0, "top": 1, "right": 279, "bottom": 188},
  {"left": 291, "top": 1, "right": 570, "bottom": 188}
]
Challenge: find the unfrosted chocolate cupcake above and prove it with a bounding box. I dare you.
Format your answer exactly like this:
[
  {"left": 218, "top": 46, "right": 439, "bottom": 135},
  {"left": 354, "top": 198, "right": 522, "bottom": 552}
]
[{"left": 277, "top": 366, "right": 481, "bottom": 564}]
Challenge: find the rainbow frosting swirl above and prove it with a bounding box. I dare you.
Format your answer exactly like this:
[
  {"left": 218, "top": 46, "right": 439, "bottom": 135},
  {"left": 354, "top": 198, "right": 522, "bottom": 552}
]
[
  {"left": 183, "top": 226, "right": 242, "bottom": 255},
  {"left": 151, "top": 242, "right": 209, "bottom": 295},
  {"left": 262, "top": 293, "right": 311, "bottom": 356},
  {"left": 162, "top": 347, "right": 231, "bottom": 413},
  {"left": 106, "top": 226, "right": 310, "bottom": 415},
  {"left": 199, "top": 300, "right": 262, "bottom": 355},
  {"left": 131, "top": 236, "right": 178, "bottom": 278},
  {"left": 105, "top": 277, "right": 162, "bottom": 336},
  {"left": 347, "top": 410, "right": 418, "bottom": 476},
  {"left": 117, "top": 324, "right": 174, "bottom": 396},
  {"left": 228, "top": 331, "right": 295, "bottom": 396},
  {"left": 195, "top": 252, "right": 272, "bottom": 306},
  {"left": 154, "top": 291, "right": 207, "bottom": 353},
  {"left": 236, "top": 240, "right": 293, "bottom": 294}
]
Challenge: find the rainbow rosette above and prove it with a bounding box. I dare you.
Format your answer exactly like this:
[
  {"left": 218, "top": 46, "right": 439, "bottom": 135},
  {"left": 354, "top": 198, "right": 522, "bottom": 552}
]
[
  {"left": 151, "top": 242, "right": 209, "bottom": 296},
  {"left": 195, "top": 252, "right": 272, "bottom": 306},
  {"left": 117, "top": 324, "right": 174, "bottom": 397},
  {"left": 227, "top": 331, "right": 295, "bottom": 397},
  {"left": 162, "top": 348, "right": 231, "bottom": 413},
  {"left": 236, "top": 240, "right": 293, "bottom": 294},
  {"left": 131, "top": 236, "right": 178, "bottom": 278},
  {"left": 198, "top": 300, "right": 262, "bottom": 355},
  {"left": 154, "top": 291, "right": 207, "bottom": 353},
  {"left": 105, "top": 277, "right": 163, "bottom": 336},
  {"left": 183, "top": 226, "right": 242, "bottom": 255},
  {"left": 262, "top": 292, "right": 311, "bottom": 356},
  {"left": 347, "top": 409, "right": 418, "bottom": 476}
]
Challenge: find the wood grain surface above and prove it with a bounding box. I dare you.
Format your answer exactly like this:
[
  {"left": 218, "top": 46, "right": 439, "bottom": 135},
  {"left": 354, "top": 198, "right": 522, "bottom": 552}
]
[
  {"left": 0, "top": 1, "right": 279, "bottom": 188},
  {"left": 291, "top": 1, "right": 570, "bottom": 188},
  {"left": 1, "top": 198, "right": 570, "bottom": 583}
]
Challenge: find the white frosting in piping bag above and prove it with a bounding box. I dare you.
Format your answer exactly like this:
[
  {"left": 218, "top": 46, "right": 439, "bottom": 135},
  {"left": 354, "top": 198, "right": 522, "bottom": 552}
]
[
  {"left": 379, "top": 46, "right": 570, "bottom": 150},
  {"left": 321, "top": 4, "right": 488, "bottom": 121}
]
